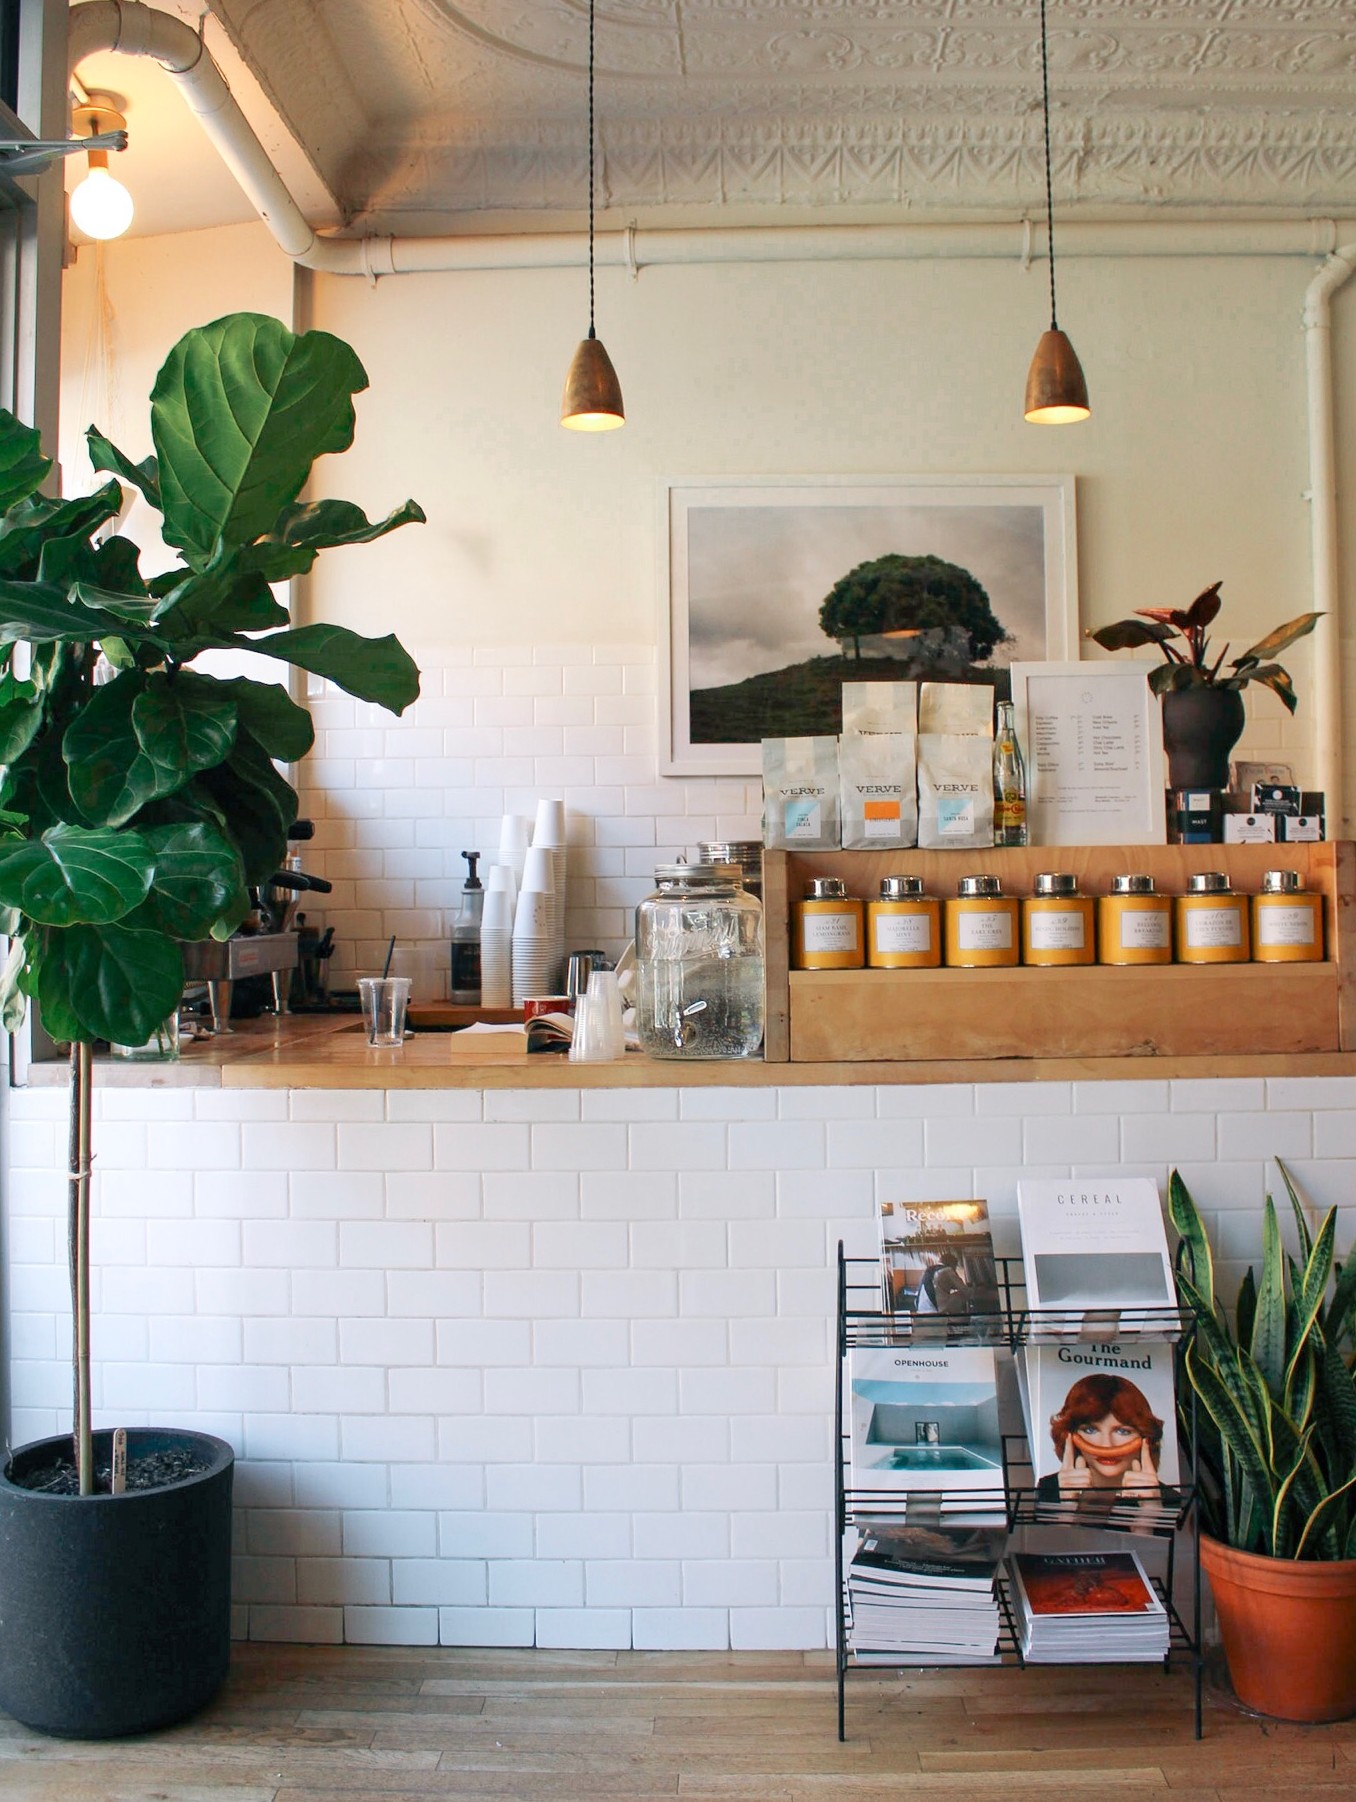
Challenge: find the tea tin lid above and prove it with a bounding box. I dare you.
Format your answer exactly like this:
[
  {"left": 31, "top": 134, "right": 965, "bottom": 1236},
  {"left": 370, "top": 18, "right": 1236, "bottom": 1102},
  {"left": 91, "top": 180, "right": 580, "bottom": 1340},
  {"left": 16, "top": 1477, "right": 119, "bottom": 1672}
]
[
  {"left": 806, "top": 876, "right": 849, "bottom": 900},
  {"left": 1262, "top": 869, "right": 1304, "bottom": 894},
  {"left": 1187, "top": 871, "right": 1231, "bottom": 894},
  {"left": 1112, "top": 874, "right": 1157, "bottom": 895},
  {"left": 958, "top": 874, "right": 1004, "bottom": 898},
  {"left": 880, "top": 875, "right": 927, "bottom": 900},
  {"left": 1034, "top": 871, "right": 1079, "bottom": 897}
]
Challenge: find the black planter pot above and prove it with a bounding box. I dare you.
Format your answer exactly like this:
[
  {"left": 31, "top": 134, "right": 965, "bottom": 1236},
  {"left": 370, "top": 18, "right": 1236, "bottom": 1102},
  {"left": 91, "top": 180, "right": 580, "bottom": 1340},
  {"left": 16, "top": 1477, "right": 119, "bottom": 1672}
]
[
  {"left": 1161, "top": 684, "right": 1247, "bottom": 790},
  {"left": 0, "top": 1428, "right": 234, "bottom": 1738}
]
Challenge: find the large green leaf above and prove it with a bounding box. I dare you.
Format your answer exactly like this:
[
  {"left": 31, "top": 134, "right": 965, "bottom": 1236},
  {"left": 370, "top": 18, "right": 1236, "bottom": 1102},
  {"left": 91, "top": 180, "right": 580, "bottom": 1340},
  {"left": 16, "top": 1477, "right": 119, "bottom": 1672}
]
[
  {"left": 262, "top": 495, "right": 426, "bottom": 559},
  {"left": 1168, "top": 1170, "right": 1216, "bottom": 1306},
  {"left": 150, "top": 313, "right": 369, "bottom": 564},
  {"left": 137, "top": 819, "right": 248, "bottom": 940},
  {"left": 132, "top": 672, "right": 238, "bottom": 793},
  {"left": 219, "top": 676, "right": 314, "bottom": 761},
  {"left": 0, "top": 670, "right": 42, "bottom": 763},
  {"left": 0, "top": 482, "right": 123, "bottom": 579},
  {"left": 0, "top": 410, "right": 52, "bottom": 510},
  {"left": 196, "top": 728, "right": 298, "bottom": 884},
  {"left": 0, "top": 577, "right": 160, "bottom": 647},
  {"left": 1251, "top": 1197, "right": 1288, "bottom": 1397},
  {"left": 63, "top": 672, "right": 156, "bottom": 826},
  {"left": 150, "top": 564, "right": 289, "bottom": 634},
  {"left": 33, "top": 919, "right": 182, "bottom": 1045},
  {"left": 0, "top": 821, "right": 153, "bottom": 925},
  {"left": 85, "top": 426, "right": 161, "bottom": 509},
  {"left": 248, "top": 623, "right": 420, "bottom": 713}
]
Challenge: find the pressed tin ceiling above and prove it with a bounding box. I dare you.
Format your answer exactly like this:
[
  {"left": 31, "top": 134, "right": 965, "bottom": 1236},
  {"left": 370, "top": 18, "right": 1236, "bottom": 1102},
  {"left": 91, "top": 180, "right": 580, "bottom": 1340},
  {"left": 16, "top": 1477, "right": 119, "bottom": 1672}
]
[{"left": 80, "top": 0, "right": 1356, "bottom": 233}]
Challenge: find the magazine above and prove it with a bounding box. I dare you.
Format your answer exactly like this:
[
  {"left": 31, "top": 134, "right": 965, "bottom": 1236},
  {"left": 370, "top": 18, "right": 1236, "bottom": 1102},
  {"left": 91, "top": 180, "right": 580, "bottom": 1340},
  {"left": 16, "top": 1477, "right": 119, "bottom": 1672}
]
[
  {"left": 1015, "top": 1339, "right": 1180, "bottom": 1524},
  {"left": 1008, "top": 1551, "right": 1169, "bottom": 1661},
  {"left": 1016, "top": 1177, "right": 1174, "bottom": 1330},
  {"left": 846, "top": 1521, "right": 1003, "bottom": 1662},
  {"left": 846, "top": 1345, "right": 1003, "bottom": 1512},
  {"left": 878, "top": 1199, "right": 1000, "bottom": 1335}
]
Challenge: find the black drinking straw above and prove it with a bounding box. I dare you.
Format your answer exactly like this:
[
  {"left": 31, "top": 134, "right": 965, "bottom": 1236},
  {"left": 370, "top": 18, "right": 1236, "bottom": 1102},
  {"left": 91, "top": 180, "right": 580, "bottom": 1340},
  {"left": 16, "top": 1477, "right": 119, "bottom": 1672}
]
[{"left": 381, "top": 935, "right": 396, "bottom": 981}]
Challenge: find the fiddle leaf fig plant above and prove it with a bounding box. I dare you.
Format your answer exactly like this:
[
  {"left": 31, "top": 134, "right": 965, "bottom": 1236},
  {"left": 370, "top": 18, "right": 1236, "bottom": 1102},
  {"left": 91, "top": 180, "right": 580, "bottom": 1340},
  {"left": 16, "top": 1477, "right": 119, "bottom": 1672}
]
[
  {"left": 1087, "top": 581, "right": 1321, "bottom": 715},
  {"left": 0, "top": 311, "right": 423, "bottom": 1492}
]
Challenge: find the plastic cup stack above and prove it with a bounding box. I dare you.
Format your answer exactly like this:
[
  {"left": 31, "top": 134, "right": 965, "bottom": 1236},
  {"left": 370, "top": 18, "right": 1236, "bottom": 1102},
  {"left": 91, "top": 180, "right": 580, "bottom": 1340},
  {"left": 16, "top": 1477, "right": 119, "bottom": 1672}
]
[
  {"left": 481, "top": 868, "right": 515, "bottom": 1008},
  {"left": 511, "top": 844, "right": 557, "bottom": 1005},
  {"left": 498, "top": 814, "right": 532, "bottom": 889},
  {"left": 532, "top": 799, "right": 568, "bottom": 990}
]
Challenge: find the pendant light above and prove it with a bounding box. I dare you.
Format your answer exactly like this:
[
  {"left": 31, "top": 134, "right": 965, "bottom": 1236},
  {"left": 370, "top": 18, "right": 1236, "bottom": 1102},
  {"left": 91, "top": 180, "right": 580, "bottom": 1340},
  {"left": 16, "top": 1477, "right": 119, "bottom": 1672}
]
[
  {"left": 70, "top": 98, "right": 134, "bottom": 242},
  {"left": 1024, "top": 0, "right": 1089, "bottom": 425},
  {"left": 560, "top": 0, "right": 624, "bottom": 431}
]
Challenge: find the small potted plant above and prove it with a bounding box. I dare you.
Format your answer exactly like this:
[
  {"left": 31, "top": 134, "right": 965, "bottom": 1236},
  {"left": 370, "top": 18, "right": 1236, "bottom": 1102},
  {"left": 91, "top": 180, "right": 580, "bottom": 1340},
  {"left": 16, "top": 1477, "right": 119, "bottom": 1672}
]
[
  {"left": 1087, "top": 583, "right": 1320, "bottom": 788},
  {"left": 0, "top": 311, "right": 422, "bottom": 1737},
  {"left": 1170, "top": 1166, "right": 1356, "bottom": 1722}
]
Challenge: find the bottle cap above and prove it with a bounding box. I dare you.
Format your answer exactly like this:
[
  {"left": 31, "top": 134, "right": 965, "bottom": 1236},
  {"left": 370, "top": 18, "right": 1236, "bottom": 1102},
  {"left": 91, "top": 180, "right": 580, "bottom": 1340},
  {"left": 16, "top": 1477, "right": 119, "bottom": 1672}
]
[
  {"left": 461, "top": 850, "right": 482, "bottom": 891},
  {"left": 1112, "top": 874, "right": 1157, "bottom": 895},
  {"left": 1262, "top": 869, "right": 1304, "bottom": 893},
  {"left": 1034, "top": 872, "right": 1079, "bottom": 897},
  {"left": 1187, "top": 871, "right": 1231, "bottom": 894},
  {"left": 806, "top": 877, "right": 849, "bottom": 900},
  {"left": 958, "top": 875, "right": 1004, "bottom": 898},
  {"left": 880, "top": 876, "right": 926, "bottom": 900}
]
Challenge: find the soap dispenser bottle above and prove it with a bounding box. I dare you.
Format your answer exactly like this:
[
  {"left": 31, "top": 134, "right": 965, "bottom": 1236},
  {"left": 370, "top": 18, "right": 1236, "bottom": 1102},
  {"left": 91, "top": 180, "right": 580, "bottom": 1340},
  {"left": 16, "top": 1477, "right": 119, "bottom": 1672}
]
[{"left": 451, "top": 851, "right": 484, "bottom": 1005}]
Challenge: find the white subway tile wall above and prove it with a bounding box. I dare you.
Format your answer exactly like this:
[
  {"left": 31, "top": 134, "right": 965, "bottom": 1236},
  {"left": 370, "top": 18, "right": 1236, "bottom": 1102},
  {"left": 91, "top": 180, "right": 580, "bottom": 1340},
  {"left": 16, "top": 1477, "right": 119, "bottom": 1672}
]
[
  {"left": 300, "top": 643, "right": 763, "bottom": 993},
  {"left": 5, "top": 1076, "right": 1353, "bottom": 1650}
]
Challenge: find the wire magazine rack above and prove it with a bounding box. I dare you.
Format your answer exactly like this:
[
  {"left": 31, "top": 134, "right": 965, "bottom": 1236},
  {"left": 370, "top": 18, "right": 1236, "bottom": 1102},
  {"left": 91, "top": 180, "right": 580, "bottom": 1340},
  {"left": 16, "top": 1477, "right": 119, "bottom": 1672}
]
[{"left": 834, "top": 1243, "right": 1204, "bottom": 1742}]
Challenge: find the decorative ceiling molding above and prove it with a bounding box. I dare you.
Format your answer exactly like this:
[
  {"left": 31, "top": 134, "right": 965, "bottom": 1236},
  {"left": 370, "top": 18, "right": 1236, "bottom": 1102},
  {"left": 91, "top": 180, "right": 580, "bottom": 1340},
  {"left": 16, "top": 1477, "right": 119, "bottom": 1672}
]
[{"left": 209, "top": 0, "right": 1356, "bottom": 223}]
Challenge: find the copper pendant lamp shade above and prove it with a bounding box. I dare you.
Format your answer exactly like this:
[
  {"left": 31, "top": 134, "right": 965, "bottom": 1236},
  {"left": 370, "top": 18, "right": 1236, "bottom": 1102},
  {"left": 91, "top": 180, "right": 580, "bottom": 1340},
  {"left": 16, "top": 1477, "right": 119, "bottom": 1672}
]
[
  {"left": 562, "top": 333, "right": 624, "bottom": 432},
  {"left": 1025, "top": 328, "right": 1090, "bottom": 424},
  {"left": 560, "top": 0, "right": 624, "bottom": 431},
  {"left": 1025, "top": 0, "right": 1089, "bottom": 425}
]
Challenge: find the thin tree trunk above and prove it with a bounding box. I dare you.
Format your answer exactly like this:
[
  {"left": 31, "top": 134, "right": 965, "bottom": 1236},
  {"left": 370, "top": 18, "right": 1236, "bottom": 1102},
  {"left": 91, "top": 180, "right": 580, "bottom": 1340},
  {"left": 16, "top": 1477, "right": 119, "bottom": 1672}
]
[{"left": 67, "top": 1039, "right": 93, "bottom": 1495}]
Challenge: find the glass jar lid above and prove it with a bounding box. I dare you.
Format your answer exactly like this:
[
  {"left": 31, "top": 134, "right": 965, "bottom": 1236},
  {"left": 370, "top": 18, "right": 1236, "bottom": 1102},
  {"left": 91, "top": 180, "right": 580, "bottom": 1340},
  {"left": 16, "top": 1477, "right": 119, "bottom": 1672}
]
[
  {"left": 1112, "top": 874, "right": 1157, "bottom": 895},
  {"left": 1187, "top": 871, "right": 1231, "bottom": 894},
  {"left": 653, "top": 861, "right": 740, "bottom": 883},
  {"left": 1034, "top": 872, "right": 1079, "bottom": 897},
  {"left": 1262, "top": 869, "right": 1304, "bottom": 893},
  {"left": 805, "top": 876, "right": 849, "bottom": 900},
  {"left": 697, "top": 841, "right": 761, "bottom": 865},
  {"left": 880, "top": 875, "right": 927, "bottom": 900},
  {"left": 958, "top": 875, "right": 1004, "bottom": 898}
]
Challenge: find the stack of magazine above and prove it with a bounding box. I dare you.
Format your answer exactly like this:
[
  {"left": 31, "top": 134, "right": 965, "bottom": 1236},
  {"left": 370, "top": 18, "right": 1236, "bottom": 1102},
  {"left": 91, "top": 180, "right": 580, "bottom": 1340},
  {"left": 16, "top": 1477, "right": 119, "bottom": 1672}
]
[
  {"left": 845, "top": 1523, "right": 1005, "bottom": 1664},
  {"left": 1008, "top": 1551, "right": 1170, "bottom": 1662},
  {"left": 879, "top": 1198, "right": 1001, "bottom": 1338},
  {"left": 1014, "top": 1178, "right": 1183, "bottom": 1528}
]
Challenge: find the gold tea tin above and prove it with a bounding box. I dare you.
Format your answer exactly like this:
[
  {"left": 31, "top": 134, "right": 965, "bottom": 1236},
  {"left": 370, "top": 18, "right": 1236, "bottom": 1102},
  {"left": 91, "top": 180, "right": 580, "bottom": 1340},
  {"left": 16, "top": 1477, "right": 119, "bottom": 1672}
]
[
  {"left": 944, "top": 875, "right": 1020, "bottom": 969},
  {"left": 1022, "top": 872, "right": 1096, "bottom": 967},
  {"left": 1252, "top": 869, "right": 1323, "bottom": 964},
  {"left": 794, "top": 877, "right": 864, "bottom": 970},
  {"left": 868, "top": 876, "right": 941, "bottom": 969},
  {"left": 1098, "top": 874, "right": 1173, "bottom": 966},
  {"left": 1176, "top": 871, "right": 1249, "bottom": 964}
]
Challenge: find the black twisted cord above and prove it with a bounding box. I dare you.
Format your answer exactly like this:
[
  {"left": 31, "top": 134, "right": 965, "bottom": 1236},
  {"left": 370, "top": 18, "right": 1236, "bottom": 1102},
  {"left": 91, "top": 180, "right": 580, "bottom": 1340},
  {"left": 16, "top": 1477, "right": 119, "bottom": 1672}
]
[
  {"left": 1039, "top": 0, "right": 1058, "bottom": 331},
  {"left": 584, "top": 0, "right": 595, "bottom": 340}
]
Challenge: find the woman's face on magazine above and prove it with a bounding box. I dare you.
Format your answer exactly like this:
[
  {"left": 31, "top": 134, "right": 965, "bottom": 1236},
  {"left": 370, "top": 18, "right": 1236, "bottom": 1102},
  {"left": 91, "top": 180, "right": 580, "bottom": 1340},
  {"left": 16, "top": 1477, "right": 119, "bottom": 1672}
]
[{"left": 1069, "top": 1410, "right": 1143, "bottom": 1478}]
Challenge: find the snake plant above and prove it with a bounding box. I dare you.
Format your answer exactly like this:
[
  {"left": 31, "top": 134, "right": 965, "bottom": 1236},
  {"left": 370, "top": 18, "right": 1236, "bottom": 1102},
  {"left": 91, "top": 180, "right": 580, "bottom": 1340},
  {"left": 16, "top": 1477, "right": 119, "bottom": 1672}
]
[{"left": 1170, "top": 1166, "right": 1356, "bottom": 1560}]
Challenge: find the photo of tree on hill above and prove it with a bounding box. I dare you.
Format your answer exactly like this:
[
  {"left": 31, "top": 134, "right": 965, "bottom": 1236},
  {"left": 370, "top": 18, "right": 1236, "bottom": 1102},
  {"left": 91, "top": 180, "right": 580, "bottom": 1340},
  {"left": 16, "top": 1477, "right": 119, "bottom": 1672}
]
[{"left": 662, "top": 478, "right": 1076, "bottom": 774}]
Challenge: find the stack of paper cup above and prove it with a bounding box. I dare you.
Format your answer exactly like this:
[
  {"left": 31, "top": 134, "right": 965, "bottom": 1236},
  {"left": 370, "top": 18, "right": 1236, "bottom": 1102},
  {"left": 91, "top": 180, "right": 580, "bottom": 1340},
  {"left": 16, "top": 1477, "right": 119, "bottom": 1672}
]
[
  {"left": 498, "top": 814, "right": 531, "bottom": 889},
  {"left": 481, "top": 868, "right": 515, "bottom": 1008},
  {"left": 532, "top": 799, "right": 568, "bottom": 989},
  {"left": 511, "top": 844, "right": 557, "bottom": 1005}
]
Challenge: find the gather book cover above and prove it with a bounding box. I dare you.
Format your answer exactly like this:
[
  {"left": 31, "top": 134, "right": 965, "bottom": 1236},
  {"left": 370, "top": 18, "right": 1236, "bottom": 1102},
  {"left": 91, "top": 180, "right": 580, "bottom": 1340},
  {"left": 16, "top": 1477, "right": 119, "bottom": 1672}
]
[
  {"left": 878, "top": 1198, "right": 1000, "bottom": 1331},
  {"left": 1011, "top": 1551, "right": 1161, "bottom": 1618}
]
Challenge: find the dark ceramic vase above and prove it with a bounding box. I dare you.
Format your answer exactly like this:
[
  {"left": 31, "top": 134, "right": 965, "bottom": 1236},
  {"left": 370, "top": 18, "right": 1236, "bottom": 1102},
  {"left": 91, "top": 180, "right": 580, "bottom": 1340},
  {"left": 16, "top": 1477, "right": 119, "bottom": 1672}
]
[
  {"left": 0, "top": 1428, "right": 234, "bottom": 1738},
  {"left": 1161, "top": 685, "right": 1246, "bottom": 790}
]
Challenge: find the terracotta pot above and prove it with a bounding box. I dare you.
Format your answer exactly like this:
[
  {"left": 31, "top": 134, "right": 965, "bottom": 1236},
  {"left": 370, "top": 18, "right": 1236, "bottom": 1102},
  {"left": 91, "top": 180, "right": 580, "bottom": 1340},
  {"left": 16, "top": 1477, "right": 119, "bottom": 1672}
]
[
  {"left": 1161, "top": 686, "right": 1246, "bottom": 790},
  {"left": 1201, "top": 1533, "right": 1356, "bottom": 1722}
]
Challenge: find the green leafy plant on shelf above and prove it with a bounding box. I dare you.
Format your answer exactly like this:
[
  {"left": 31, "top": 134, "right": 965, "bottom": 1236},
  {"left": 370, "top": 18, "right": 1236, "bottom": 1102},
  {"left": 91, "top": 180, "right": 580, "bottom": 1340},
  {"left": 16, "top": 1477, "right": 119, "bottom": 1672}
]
[
  {"left": 0, "top": 311, "right": 423, "bottom": 1493},
  {"left": 1087, "top": 581, "right": 1320, "bottom": 713},
  {"left": 1170, "top": 1165, "right": 1356, "bottom": 1559}
]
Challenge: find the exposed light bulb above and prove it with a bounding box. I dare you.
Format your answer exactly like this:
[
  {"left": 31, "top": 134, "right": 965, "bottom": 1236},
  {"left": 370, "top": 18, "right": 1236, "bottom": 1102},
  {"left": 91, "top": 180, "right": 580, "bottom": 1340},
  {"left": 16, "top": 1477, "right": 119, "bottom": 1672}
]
[{"left": 70, "top": 163, "right": 134, "bottom": 240}]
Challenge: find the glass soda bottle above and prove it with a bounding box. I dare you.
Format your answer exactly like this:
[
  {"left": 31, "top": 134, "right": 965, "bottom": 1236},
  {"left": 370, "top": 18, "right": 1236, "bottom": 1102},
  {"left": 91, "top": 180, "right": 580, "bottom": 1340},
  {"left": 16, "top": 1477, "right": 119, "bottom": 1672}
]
[{"left": 993, "top": 700, "right": 1029, "bottom": 847}]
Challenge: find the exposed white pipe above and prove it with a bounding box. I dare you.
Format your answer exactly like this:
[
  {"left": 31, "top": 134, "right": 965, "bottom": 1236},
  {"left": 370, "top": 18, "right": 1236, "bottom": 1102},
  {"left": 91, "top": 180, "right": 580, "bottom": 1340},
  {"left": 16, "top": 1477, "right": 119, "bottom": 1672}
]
[{"left": 1303, "top": 243, "right": 1356, "bottom": 835}]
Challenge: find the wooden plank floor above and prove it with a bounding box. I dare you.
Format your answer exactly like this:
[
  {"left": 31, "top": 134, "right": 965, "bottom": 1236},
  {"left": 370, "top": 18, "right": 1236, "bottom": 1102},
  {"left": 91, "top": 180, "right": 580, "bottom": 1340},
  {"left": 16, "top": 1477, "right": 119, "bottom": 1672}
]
[{"left": 2, "top": 1647, "right": 1355, "bottom": 1801}]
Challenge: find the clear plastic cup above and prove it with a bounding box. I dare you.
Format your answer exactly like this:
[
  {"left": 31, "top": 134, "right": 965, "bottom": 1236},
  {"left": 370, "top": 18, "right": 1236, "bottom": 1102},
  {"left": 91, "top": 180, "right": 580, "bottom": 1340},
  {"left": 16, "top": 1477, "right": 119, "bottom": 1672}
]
[{"left": 358, "top": 976, "right": 411, "bottom": 1047}]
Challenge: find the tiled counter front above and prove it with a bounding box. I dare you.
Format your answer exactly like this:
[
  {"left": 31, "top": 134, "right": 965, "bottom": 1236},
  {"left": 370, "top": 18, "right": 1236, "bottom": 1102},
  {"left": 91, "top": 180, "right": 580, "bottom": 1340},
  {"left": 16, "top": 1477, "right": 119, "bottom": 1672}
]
[{"left": 5, "top": 1076, "right": 1355, "bottom": 1650}]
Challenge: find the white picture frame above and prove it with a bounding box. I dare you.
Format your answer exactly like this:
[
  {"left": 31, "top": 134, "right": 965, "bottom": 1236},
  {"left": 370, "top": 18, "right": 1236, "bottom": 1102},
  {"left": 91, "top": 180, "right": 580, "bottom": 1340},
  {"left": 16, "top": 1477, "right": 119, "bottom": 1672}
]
[
  {"left": 1009, "top": 661, "right": 1167, "bottom": 846},
  {"left": 659, "top": 474, "right": 1079, "bottom": 777}
]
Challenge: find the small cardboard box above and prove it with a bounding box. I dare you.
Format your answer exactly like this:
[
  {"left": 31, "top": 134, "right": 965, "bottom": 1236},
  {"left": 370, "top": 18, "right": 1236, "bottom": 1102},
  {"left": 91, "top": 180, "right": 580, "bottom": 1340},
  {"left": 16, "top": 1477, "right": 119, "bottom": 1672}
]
[{"left": 1223, "top": 814, "right": 1277, "bottom": 844}]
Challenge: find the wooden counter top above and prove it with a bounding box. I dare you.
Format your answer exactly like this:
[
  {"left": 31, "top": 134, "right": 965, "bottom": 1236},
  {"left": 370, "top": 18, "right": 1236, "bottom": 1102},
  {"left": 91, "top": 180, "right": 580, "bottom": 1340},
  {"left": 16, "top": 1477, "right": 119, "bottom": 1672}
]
[{"left": 24, "top": 1013, "right": 1356, "bottom": 1089}]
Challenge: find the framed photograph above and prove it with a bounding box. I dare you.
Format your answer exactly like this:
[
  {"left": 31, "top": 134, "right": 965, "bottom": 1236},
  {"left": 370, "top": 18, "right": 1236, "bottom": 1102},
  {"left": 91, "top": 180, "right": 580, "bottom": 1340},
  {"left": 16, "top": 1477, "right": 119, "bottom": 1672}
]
[
  {"left": 660, "top": 475, "right": 1078, "bottom": 777},
  {"left": 1009, "top": 661, "right": 1167, "bottom": 846}
]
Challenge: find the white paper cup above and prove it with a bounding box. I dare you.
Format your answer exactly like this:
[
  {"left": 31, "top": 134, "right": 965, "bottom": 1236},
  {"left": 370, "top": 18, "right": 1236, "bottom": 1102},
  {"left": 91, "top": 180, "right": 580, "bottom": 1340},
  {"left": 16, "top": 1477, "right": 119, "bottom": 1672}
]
[
  {"left": 521, "top": 844, "right": 556, "bottom": 896},
  {"left": 533, "top": 798, "right": 567, "bottom": 848}
]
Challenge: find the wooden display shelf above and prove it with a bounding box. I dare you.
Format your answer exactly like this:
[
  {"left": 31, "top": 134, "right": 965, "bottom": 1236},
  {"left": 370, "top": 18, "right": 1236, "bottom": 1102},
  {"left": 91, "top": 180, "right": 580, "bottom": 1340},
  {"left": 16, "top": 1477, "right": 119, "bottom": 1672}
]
[{"left": 763, "top": 841, "right": 1356, "bottom": 1065}]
